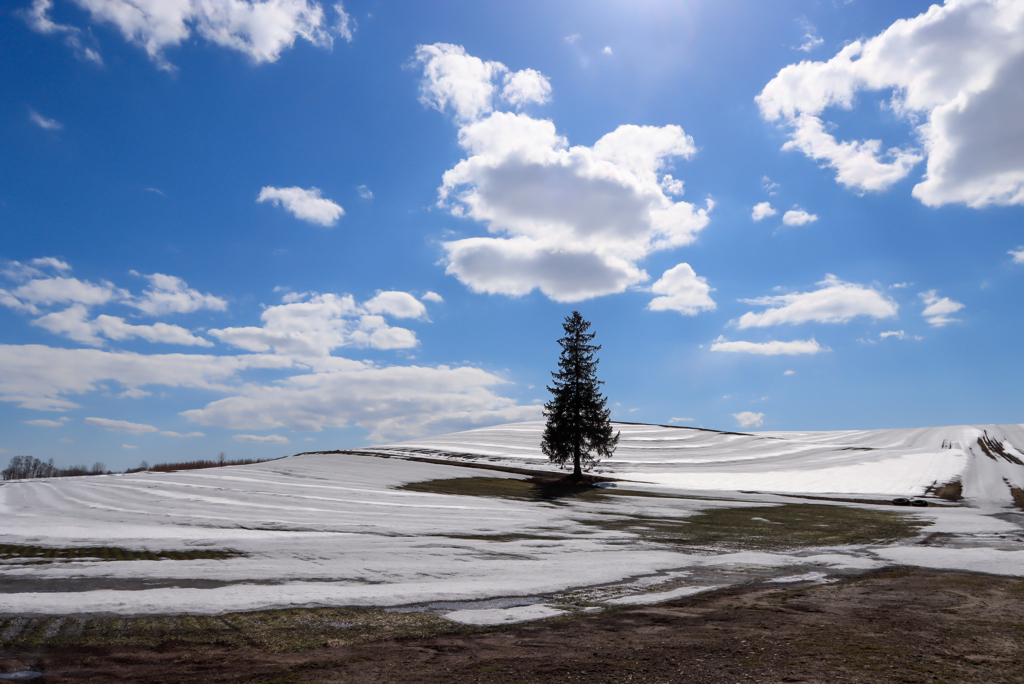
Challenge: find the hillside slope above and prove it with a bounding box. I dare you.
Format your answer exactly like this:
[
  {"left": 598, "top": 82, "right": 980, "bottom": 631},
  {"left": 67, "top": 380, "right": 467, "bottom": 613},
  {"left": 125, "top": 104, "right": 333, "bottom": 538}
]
[{"left": 370, "top": 421, "right": 1024, "bottom": 505}]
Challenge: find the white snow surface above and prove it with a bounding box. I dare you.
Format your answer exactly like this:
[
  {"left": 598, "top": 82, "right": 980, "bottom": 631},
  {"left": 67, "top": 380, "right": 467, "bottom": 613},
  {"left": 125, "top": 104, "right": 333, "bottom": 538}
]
[
  {"left": 0, "top": 421, "right": 1022, "bottom": 618},
  {"left": 442, "top": 604, "right": 566, "bottom": 625},
  {"left": 370, "top": 421, "right": 1024, "bottom": 504},
  {"left": 603, "top": 585, "right": 723, "bottom": 606}
]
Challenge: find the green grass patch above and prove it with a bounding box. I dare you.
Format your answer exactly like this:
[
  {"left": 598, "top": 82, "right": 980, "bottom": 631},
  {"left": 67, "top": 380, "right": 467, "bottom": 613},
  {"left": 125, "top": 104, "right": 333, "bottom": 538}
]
[
  {"left": 397, "top": 476, "right": 679, "bottom": 503},
  {"left": 0, "top": 544, "right": 243, "bottom": 564},
  {"left": 578, "top": 503, "right": 929, "bottom": 550}
]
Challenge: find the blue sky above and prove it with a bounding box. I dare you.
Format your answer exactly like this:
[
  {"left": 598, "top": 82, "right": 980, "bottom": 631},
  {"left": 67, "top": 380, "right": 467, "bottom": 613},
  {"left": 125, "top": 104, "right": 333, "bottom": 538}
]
[{"left": 2, "top": 0, "right": 1023, "bottom": 470}]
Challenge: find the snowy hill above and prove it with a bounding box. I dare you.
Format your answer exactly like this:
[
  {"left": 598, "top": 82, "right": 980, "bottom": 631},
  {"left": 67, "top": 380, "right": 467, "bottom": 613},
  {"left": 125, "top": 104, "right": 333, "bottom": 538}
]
[
  {"left": 368, "top": 421, "right": 1024, "bottom": 506},
  {"left": 1, "top": 420, "right": 1022, "bottom": 618}
]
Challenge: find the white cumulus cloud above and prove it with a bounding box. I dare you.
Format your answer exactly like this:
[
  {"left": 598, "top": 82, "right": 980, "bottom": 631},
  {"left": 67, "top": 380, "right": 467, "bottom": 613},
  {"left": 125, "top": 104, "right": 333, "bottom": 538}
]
[
  {"left": 2, "top": 263, "right": 223, "bottom": 347},
  {"left": 417, "top": 44, "right": 710, "bottom": 303},
  {"left": 184, "top": 360, "right": 543, "bottom": 442},
  {"left": 647, "top": 263, "right": 716, "bottom": 316},
  {"left": 31, "top": 304, "right": 213, "bottom": 347},
  {"left": 5, "top": 276, "right": 125, "bottom": 315},
  {"left": 258, "top": 186, "right": 344, "bottom": 226},
  {"left": 501, "top": 68, "right": 552, "bottom": 108},
  {"left": 414, "top": 43, "right": 508, "bottom": 122},
  {"left": 209, "top": 291, "right": 421, "bottom": 356},
  {"left": 758, "top": 0, "right": 1024, "bottom": 207},
  {"left": 1009, "top": 248, "right": 1024, "bottom": 264},
  {"left": 1, "top": 260, "right": 541, "bottom": 442},
  {"left": 363, "top": 291, "right": 427, "bottom": 319},
  {"left": 129, "top": 273, "right": 228, "bottom": 316},
  {"left": 782, "top": 208, "right": 818, "bottom": 226},
  {"left": 751, "top": 202, "right": 777, "bottom": 221},
  {"left": 733, "top": 411, "right": 764, "bottom": 428},
  {"left": 0, "top": 344, "right": 291, "bottom": 411},
  {"left": 710, "top": 337, "right": 826, "bottom": 355},
  {"left": 735, "top": 275, "right": 898, "bottom": 329},
  {"left": 30, "top": 257, "right": 71, "bottom": 272},
  {"left": 33, "top": 0, "right": 352, "bottom": 69},
  {"left": 919, "top": 290, "right": 965, "bottom": 327}
]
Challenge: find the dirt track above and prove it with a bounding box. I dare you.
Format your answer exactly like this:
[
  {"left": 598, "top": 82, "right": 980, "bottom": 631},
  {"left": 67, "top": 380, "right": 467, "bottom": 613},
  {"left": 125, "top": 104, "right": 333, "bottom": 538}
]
[{"left": 3, "top": 567, "right": 1023, "bottom": 683}]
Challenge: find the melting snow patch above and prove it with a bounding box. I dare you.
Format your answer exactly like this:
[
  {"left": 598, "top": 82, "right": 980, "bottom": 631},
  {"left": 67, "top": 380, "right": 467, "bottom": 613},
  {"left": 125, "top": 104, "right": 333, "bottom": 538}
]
[
  {"left": 874, "top": 546, "right": 1024, "bottom": 577},
  {"left": 604, "top": 585, "right": 722, "bottom": 606},
  {"left": 442, "top": 604, "right": 566, "bottom": 625},
  {"left": 767, "top": 572, "right": 833, "bottom": 584},
  {"left": 0, "top": 673, "right": 45, "bottom": 681}
]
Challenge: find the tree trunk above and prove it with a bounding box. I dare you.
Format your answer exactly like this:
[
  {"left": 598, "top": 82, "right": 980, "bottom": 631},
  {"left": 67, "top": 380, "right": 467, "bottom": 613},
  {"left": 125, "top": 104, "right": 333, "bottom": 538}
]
[{"left": 573, "top": 442, "right": 581, "bottom": 478}]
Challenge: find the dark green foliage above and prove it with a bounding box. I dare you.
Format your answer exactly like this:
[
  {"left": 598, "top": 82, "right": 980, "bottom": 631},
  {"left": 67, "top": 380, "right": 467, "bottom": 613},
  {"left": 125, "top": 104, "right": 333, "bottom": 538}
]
[{"left": 541, "top": 311, "right": 619, "bottom": 477}]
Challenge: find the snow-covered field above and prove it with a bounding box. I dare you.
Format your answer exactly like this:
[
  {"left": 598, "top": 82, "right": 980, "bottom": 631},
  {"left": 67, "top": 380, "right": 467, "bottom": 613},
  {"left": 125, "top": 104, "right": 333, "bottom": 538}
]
[
  {"left": 1, "top": 421, "right": 1022, "bottom": 622},
  {"left": 369, "top": 421, "right": 1024, "bottom": 504}
]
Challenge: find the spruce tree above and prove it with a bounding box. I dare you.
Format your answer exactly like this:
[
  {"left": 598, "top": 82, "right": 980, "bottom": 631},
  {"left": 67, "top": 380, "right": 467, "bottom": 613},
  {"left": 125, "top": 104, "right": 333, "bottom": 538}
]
[{"left": 541, "top": 311, "right": 619, "bottom": 478}]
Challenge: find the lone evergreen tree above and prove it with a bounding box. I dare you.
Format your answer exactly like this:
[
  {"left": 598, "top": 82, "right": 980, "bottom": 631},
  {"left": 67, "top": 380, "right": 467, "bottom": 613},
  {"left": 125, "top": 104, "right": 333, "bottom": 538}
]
[{"left": 542, "top": 311, "right": 619, "bottom": 478}]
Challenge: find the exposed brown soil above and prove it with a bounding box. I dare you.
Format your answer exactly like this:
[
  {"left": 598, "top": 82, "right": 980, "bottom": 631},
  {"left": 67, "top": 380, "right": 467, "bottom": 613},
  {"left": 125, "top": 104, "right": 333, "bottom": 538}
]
[{"left": 4, "top": 567, "right": 1023, "bottom": 683}]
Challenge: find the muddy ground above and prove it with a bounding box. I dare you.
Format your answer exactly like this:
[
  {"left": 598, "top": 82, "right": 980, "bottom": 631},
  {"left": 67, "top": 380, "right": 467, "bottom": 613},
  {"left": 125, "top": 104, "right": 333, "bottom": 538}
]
[{"left": 2, "top": 566, "right": 1023, "bottom": 683}]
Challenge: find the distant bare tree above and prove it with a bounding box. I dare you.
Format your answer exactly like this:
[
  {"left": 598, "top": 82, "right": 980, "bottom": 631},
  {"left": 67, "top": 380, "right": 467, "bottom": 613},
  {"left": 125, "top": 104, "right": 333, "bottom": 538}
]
[
  {"left": 2, "top": 456, "right": 57, "bottom": 480},
  {"left": 139, "top": 460, "right": 149, "bottom": 471},
  {"left": 91, "top": 462, "right": 107, "bottom": 475},
  {"left": 218, "top": 452, "right": 226, "bottom": 467}
]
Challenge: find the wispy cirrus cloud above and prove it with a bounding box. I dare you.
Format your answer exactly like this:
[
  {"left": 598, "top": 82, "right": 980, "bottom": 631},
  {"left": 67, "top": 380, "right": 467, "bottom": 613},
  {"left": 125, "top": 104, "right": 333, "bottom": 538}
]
[
  {"left": 23, "top": 418, "right": 67, "bottom": 427},
  {"left": 29, "top": 109, "right": 63, "bottom": 130},
  {"left": 19, "top": 0, "right": 102, "bottom": 64},
  {"left": 233, "top": 434, "right": 290, "bottom": 444},
  {"left": 710, "top": 337, "right": 826, "bottom": 356},
  {"left": 735, "top": 275, "right": 897, "bottom": 329},
  {"left": 84, "top": 417, "right": 159, "bottom": 434}
]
